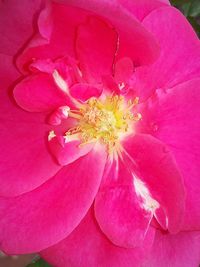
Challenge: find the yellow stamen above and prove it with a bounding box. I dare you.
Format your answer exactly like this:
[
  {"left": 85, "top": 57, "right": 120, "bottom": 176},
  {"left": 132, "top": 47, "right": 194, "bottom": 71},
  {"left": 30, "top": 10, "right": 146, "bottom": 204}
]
[{"left": 65, "top": 95, "right": 141, "bottom": 153}]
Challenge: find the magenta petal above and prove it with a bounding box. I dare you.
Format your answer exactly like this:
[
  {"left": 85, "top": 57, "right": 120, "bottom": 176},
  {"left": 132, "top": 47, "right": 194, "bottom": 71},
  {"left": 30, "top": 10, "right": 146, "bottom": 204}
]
[
  {"left": 17, "top": 3, "right": 89, "bottom": 72},
  {"left": 123, "top": 134, "right": 185, "bottom": 233},
  {"left": 140, "top": 79, "right": 200, "bottom": 230},
  {"left": 0, "top": 0, "right": 41, "bottom": 55},
  {"left": 14, "top": 73, "right": 70, "bottom": 112},
  {"left": 119, "top": 0, "right": 169, "bottom": 21},
  {"left": 0, "top": 53, "right": 19, "bottom": 89},
  {"left": 70, "top": 83, "right": 102, "bottom": 102},
  {"left": 0, "top": 41, "right": 61, "bottom": 197},
  {"left": 41, "top": 208, "right": 155, "bottom": 267},
  {"left": 49, "top": 135, "right": 93, "bottom": 166},
  {"left": 0, "top": 149, "right": 106, "bottom": 254},
  {"left": 95, "top": 185, "right": 153, "bottom": 248},
  {"left": 133, "top": 7, "right": 200, "bottom": 100},
  {"left": 66, "top": 0, "right": 160, "bottom": 66},
  {"left": 142, "top": 230, "right": 200, "bottom": 267},
  {"left": 76, "top": 16, "right": 118, "bottom": 83},
  {"left": 114, "top": 57, "right": 134, "bottom": 84},
  {"left": 0, "top": 89, "right": 61, "bottom": 197}
]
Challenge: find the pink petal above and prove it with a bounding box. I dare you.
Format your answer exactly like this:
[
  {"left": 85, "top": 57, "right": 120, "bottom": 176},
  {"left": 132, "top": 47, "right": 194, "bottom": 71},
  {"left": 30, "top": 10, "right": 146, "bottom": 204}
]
[
  {"left": 119, "top": 0, "right": 169, "bottom": 21},
  {"left": 0, "top": 88, "right": 61, "bottom": 197},
  {"left": 49, "top": 135, "right": 93, "bottom": 166},
  {"left": 101, "top": 75, "right": 121, "bottom": 95},
  {"left": 76, "top": 17, "right": 118, "bottom": 83},
  {"left": 0, "top": 0, "right": 41, "bottom": 55},
  {"left": 41, "top": 208, "right": 155, "bottom": 267},
  {"left": 122, "top": 134, "right": 185, "bottom": 233},
  {"left": 0, "top": 53, "right": 19, "bottom": 88},
  {"left": 70, "top": 83, "right": 102, "bottom": 102},
  {"left": 142, "top": 230, "right": 200, "bottom": 267},
  {"left": 140, "top": 79, "right": 200, "bottom": 230},
  {"left": 95, "top": 158, "right": 153, "bottom": 248},
  {"left": 14, "top": 73, "right": 70, "bottom": 112},
  {"left": 133, "top": 7, "right": 200, "bottom": 100},
  {"left": 64, "top": 0, "right": 160, "bottom": 66},
  {"left": 0, "top": 40, "right": 61, "bottom": 197},
  {"left": 95, "top": 185, "right": 153, "bottom": 248},
  {"left": 17, "top": 3, "right": 89, "bottom": 72},
  {"left": 114, "top": 57, "right": 134, "bottom": 85},
  {"left": 0, "top": 149, "right": 106, "bottom": 254}
]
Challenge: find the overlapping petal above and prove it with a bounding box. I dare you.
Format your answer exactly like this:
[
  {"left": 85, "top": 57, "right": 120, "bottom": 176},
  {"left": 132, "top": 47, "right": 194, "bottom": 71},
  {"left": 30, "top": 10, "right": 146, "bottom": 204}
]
[
  {"left": 133, "top": 6, "right": 200, "bottom": 100},
  {"left": 41, "top": 208, "right": 155, "bottom": 267},
  {"left": 1, "top": 1, "right": 200, "bottom": 266},
  {"left": 142, "top": 230, "right": 200, "bottom": 267},
  {"left": 76, "top": 17, "right": 118, "bottom": 83},
  {"left": 17, "top": 3, "right": 89, "bottom": 72},
  {"left": 123, "top": 134, "right": 185, "bottom": 233},
  {"left": 0, "top": 53, "right": 61, "bottom": 197},
  {"left": 48, "top": 135, "right": 93, "bottom": 166},
  {"left": 57, "top": 0, "right": 160, "bottom": 66},
  {"left": 0, "top": 148, "right": 106, "bottom": 254},
  {"left": 95, "top": 159, "right": 153, "bottom": 248},
  {"left": 70, "top": 83, "right": 102, "bottom": 102},
  {"left": 14, "top": 73, "right": 70, "bottom": 112},
  {"left": 119, "top": 0, "right": 169, "bottom": 21},
  {"left": 95, "top": 186, "right": 153, "bottom": 248},
  {"left": 139, "top": 79, "right": 200, "bottom": 230}
]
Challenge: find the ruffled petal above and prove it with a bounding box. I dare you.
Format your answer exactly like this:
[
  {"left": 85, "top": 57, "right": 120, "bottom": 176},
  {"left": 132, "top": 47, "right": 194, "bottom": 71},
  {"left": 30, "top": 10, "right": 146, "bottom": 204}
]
[
  {"left": 95, "top": 186, "right": 153, "bottom": 248},
  {"left": 49, "top": 135, "right": 93, "bottom": 166},
  {"left": 41, "top": 208, "right": 155, "bottom": 267},
  {"left": 95, "top": 159, "right": 153, "bottom": 248},
  {"left": 61, "top": 0, "right": 160, "bottom": 66},
  {"left": 119, "top": 0, "right": 169, "bottom": 21},
  {"left": 142, "top": 230, "right": 200, "bottom": 267},
  {"left": 0, "top": 88, "right": 61, "bottom": 197},
  {"left": 0, "top": 39, "right": 62, "bottom": 198},
  {"left": 139, "top": 79, "right": 200, "bottom": 230},
  {"left": 122, "top": 134, "right": 185, "bottom": 233},
  {"left": 17, "top": 3, "right": 90, "bottom": 72},
  {"left": 0, "top": 148, "right": 106, "bottom": 254},
  {"left": 133, "top": 7, "right": 200, "bottom": 100},
  {"left": 76, "top": 17, "right": 118, "bottom": 83},
  {"left": 14, "top": 73, "right": 70, "bottom": 112},
  {"left": 70, "top": 83, "right": 102, "bottom": 102}
]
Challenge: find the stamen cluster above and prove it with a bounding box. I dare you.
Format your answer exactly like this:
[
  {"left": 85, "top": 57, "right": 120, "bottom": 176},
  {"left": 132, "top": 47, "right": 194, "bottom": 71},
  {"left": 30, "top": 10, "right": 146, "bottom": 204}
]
[{"left": 66, "top": 95, "right": 141, "bottom": 151}]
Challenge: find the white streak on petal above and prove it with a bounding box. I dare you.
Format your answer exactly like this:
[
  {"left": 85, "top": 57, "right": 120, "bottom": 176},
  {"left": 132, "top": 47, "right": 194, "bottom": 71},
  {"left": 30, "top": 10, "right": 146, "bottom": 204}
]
[
  {"left": 133, "top": 174, "right": 159, "bottom": 212},
  {"left": 53, "top": 70, "right": 69, "bottom": 93}
]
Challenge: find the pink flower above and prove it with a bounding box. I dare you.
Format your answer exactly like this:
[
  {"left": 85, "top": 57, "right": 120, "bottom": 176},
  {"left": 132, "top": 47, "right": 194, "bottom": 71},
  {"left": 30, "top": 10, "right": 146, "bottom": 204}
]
[{"left": 0, "top": 0, "right": 200, "bottom": 266}]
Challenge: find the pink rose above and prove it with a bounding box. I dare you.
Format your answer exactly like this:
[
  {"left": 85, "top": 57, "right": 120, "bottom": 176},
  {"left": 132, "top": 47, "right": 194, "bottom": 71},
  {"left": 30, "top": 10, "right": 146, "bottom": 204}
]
[{"left": 0, "top": 0, "right": 200, "bottom": 266}]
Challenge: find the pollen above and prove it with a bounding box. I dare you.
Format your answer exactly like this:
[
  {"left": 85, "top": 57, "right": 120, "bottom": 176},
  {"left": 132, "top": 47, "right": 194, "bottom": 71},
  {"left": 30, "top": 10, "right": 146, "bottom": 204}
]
[{"left": 65, "top": 95, "right": 141, "bottom": 152}]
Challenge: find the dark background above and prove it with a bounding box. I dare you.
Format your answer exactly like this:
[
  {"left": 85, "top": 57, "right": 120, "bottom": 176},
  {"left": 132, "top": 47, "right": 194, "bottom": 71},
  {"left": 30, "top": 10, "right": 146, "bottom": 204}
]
[{"left": 170, "top": 0, "right": 200, "bottom": 36}]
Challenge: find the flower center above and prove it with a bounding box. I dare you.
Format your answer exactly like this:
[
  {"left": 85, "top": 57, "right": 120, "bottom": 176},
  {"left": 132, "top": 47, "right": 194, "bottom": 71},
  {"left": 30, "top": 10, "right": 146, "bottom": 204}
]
[{"left": 66, "top": 95, "right": 141, "bottom": 152}]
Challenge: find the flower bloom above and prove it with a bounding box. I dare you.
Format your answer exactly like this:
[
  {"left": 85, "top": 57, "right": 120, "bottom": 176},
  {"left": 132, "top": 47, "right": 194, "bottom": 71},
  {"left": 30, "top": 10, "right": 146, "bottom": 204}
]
[{"left": 0, "top": 0, "right": 200, "bottom": 266}]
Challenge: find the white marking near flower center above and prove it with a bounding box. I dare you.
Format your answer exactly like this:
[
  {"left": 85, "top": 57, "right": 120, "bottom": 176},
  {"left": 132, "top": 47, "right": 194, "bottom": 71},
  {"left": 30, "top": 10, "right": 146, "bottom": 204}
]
[
  {"left": 48, "top": 130, "right": 56, "bottom": 141},
  {"left": 59, "top": 106, "right": 70, "bottom": 118},
  {"left": 133, "top": 175, "right": 159, "bottom": 212},
  {"left": 118, "top": 82, "right": 125, "bottom": 90},
  {"left": 53, "top": 70, "right": 69, "bottom": 93}
]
